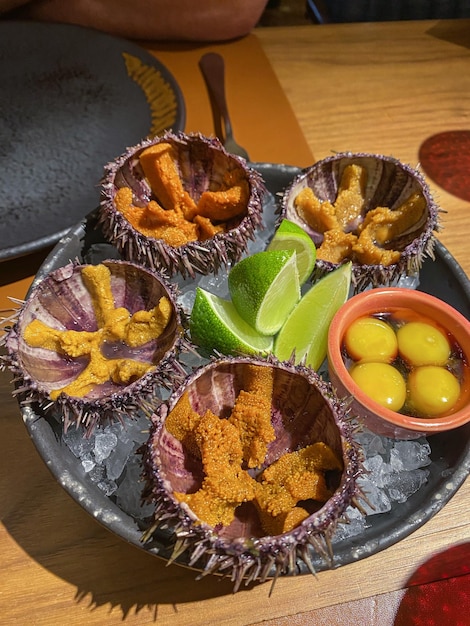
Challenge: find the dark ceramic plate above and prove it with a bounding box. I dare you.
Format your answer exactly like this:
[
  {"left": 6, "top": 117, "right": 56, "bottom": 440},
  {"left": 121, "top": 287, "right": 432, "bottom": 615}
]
[
  {"left": 0, "top": 21, "right": 185, "bottom": 262},
  {"left": 18, "top": 163, "right": 470, "bottom": 575}
]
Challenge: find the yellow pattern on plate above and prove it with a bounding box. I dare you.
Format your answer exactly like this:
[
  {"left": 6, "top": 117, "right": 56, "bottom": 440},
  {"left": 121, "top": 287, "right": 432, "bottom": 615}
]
[{"left": 123, "top": 52, "right": 179, "bottom": 136}]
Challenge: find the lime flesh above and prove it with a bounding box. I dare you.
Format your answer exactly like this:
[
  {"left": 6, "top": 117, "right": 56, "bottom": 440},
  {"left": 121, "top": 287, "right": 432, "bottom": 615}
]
[
  {"left": 267, "top": 219, "right": 316, "bottom": 284},
  {"left": 228, "top": 249, "right": 300, "bottom": 336},
  {"left": 274, "top": 262, "right": 352, "bottom": 370},
  {"left": 189, "top": 287, "right": 273, "bottom": 356}
]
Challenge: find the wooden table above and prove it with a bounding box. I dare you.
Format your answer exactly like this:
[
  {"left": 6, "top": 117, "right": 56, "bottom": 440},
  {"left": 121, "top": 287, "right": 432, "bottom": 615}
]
[{"left": 1, "top": 19, "right": 469, "bottom": 626}]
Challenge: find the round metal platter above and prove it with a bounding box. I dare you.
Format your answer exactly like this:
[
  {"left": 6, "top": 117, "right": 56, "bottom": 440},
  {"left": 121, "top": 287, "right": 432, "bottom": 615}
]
[{"left": 16, "top": 163, "right": 470, "bottom": 576}]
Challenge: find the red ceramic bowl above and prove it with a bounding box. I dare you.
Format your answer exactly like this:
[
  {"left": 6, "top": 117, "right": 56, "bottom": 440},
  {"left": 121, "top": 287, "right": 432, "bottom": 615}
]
[{"left": 327, "top": 287, "right": 470, "bottom": 439}]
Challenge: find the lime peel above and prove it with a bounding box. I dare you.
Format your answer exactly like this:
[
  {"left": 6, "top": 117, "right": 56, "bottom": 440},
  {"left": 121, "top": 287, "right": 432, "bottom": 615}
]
[
  {"left": 274, "top": 262, "right": 352, "bottom": 370},
  {"left": 228, "top": 249, "right": 301, "bottom": 336},
  {"left": 267, "top": 219, "right": 317, "bottom": 285},
  {"left": 189, "top": 287, "right": 273, "bottom": 356}
]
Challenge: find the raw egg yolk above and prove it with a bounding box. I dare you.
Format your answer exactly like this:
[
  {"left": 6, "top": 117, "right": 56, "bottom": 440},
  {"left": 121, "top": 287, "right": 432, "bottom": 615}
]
[
  {"left": 350, "top": 362, "right": 406, "bottom": 412},
  {"left": 397, "top": 321, "right": 450, "bottom": 366},
  {"left": 408, "top": 366, "right": 461, "bottom": 417},
  {"left": 344, "top": 316, "right": 398, "bottom": 363}
]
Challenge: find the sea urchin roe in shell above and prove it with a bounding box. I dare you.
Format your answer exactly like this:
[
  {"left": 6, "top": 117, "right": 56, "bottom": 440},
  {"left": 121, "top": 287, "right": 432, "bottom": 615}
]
[
  {"left": 169, "top": 365, "right": 343, "bottom": 533},
  {"left": 228, "top": 363, "right": 275, "bottom": 468},
  {"left": 175, "top": 409, "right": 257, "bottom": 527},
  {"left": 295, "top": 164, "right": 427, "bottom": 267},
  {"left": 23, "top": 264, "right": 172, "bottom": 400},
  {"left": 114, "top": 143, "right": 249, "bottom": 247},
  {"left": 255, "top": 442, "right": 341, "bottom": 519}
]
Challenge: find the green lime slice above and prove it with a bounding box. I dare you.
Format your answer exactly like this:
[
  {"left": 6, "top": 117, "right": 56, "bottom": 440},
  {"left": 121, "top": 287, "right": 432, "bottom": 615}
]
[
  {"left": 228, "top": 249, "right": 300, "bottom": 336},
  {"left": 274, "top": 262, "right": 352, "bottom": 370},
  {"left": 267, "top": 219, "right": 317, "bottom": 284},
  {"left": 189, "top": 287, "right": 273, "bottom": 356}
]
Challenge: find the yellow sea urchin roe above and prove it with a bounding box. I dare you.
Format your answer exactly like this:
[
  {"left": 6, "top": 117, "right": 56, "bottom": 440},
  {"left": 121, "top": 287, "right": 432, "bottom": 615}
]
[
  {"left": 24, "top": 264, "right": 172, "bottom": 399},
  {"left": 350, "top": 362, "right": 406, "bottom": 411},
  {"left": 344, "top": 316, "right": 398, "bottom": 363},
  {"left": 408, "top": 365, "right": 461, "bottom": 417},
  {"left": 397, "top": 321, "right": 450, "bottom": 366}
]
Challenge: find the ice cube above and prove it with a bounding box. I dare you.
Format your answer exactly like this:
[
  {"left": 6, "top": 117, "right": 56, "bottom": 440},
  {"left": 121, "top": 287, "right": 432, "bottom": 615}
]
[
  {"left": 105, "top": 437, "right": 135, "bottom": 480},
  {"left": 334, "top": 506, "right": 368, "bottom": 541},
  {"left": 385, "top": 468, "right": 430, "bottom": 503},
  {"left": 390, "top": 440, "right": 432, "bottom": 471},
  {"left": 363, "top": 454, "right": 387, "bottom": 488},
  {"left": 81, "top": 452, "right": 96, "bottom": 473},
  {"left": 198, "top": 271, "right": 229, "bottom": 298},
  {"left": 94, "top": 431, "right": 118, "bottom": 463},
  {"left": 359, "top": 479, "right": 392, "bottom": 515},
  {"left": 97, "top": 478, "right": 118, "bottom": 496},
  {"left": 62, "top": 426, "right": 94, "bottom": 458},
  {"left": 355, "top": 431, "right": 387, "bottom": 457}
]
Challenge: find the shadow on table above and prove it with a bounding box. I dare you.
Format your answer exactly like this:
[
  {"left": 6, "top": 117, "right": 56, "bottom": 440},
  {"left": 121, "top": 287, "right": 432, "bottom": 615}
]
[
  {"left": 0, "top": 248, "right": 52, "bottom": 289},
  {"left": 426, "top": 19, "right": 470, "bottom": 50},
  {"left": 0, "top": 369, "right": 256, "bottom": 620}
]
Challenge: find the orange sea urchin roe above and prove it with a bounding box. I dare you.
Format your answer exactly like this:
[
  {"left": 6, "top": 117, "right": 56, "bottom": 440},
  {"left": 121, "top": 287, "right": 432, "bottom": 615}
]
[
  {"left": 169, "top": 365, "right": 343, "bottom": 534},
  {"left": 228, "top": 363, "right": 275, "bottom": 468},
  {"left": 176, "top": 409, "right": 257, "bottom": 527},
  {"left": 23, "top": 264, "right": 172, "bottom": 400},
  {"left": 114, "top": 144, "right": 249, "bottom": 247}
]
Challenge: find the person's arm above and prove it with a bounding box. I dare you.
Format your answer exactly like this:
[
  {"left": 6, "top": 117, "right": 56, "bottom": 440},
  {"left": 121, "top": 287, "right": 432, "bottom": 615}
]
[
  {"left": 3, "top": 0, "right": 270, "bottom": 41},
  {"left": 0, "top": 0, "right": 33, "bottom": 14}
]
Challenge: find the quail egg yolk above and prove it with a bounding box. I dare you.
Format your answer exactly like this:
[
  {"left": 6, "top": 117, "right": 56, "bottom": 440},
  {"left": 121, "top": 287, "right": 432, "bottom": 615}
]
[
  {"left": 350, "top": 362, "right": 406, "bottom": 412},
  {"left": 408, "top": 366, "right": 461, "bottom": 417},
  {"left": 397, "top": 321, "right": 450, "bottom": 366},
  {"left": 344, "top": 316, "right": 398, "bottom": 363}
]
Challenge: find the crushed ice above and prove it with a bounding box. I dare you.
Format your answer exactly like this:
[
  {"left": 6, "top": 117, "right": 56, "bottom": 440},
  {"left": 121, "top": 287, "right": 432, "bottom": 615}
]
[{"left": 332, "top": 433, "right": 431, "bottom": 542}]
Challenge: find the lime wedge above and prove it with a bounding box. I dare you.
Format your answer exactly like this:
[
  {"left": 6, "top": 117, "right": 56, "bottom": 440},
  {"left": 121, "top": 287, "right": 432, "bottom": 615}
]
[
  {"left": 267, "top": 219, "right": 317, "bottom": 284},
  {"left": 190, "top": 287, "right": 273, "bottom": 356},
  {"left": 228, "top": 249, "right": 300, "bottom": 336},
  {"left": 274, "top": 262, "right": 352, "bottom": 370}
]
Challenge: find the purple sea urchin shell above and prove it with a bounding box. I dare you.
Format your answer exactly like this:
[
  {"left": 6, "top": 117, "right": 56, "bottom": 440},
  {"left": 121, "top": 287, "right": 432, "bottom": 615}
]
[
  {"left": 1, "top": 260, "right": 189, "bottom": 434},
  {"left": 98, "top": 131, "right": 266, "bottom": 278},
  {"left": 142, "top": 355, "right": 365, "bottom": 592},
  {"left": 281, "top": 153, "right": 441, "bottom": 291}
]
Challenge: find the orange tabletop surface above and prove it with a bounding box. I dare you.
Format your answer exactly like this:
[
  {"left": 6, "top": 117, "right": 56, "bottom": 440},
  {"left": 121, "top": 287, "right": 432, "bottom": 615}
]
[{"left": 1, "top": 19, "right": 470, "bottom": 626}]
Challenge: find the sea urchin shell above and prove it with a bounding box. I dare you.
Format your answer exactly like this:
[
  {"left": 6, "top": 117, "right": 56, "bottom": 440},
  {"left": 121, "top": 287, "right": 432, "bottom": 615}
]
[
  {"left": 98, "top": 131, "right": 266, "bottom": 279},
  {"left": 281, "top": 152, "right": 440, "bottom": 291},
  {"left": 142, "top": 355, "right": 364, "bottom": 592},
  {"left": 1, "top": 259, "right": 188, "bottom": 434}
]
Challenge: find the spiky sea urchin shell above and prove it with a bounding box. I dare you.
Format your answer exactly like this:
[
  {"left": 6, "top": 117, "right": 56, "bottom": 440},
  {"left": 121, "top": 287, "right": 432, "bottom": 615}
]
[
  {"left": 1, "top": 260, "right": 189, "bottom": 434},
  {"left": 142, "top": 355, "right": 365, "bottom": 592},
  {"left": 281, "top": 153, "right": 441, "bottom": 291},
  {"left": 98, "top": 131, "right": 266, "bottom": 279}
]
